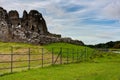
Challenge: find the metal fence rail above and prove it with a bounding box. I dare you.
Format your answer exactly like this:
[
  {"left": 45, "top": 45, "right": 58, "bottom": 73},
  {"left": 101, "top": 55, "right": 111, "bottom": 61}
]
[{"left": 0, "top": 47, "right": 94, "bottom": 75}]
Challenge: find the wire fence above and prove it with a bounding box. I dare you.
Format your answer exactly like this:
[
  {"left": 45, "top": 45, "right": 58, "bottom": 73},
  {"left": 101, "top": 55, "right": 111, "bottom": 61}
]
[{"left": 0, "top": 47, "right": 96, "bottom": 76}]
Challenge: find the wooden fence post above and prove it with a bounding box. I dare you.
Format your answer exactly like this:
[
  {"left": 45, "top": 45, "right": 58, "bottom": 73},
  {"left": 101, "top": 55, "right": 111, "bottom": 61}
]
[
  {"left": 85, "top": 47, "right": 87, "bottom": 61},
  {"left": 86, "top": 48, "right": 88, "bottom": 61},
  {"left": 10, "top": 47, "right": 13, "bottom": 73},
  {"left": 77, "top": 49, "right": 79, "bottom": 62},
  {"left": 66, "top": 48, "right": 69, "bottom": 64},
  {"left": 79, "top": 50, "right": 84, "bottom": 61},
  {"left": 60, "top": 47, "right": 62, "bottom": 64},
  {"left": 72, "top": 49, "right": 74, "bottom": 63},
  {"left": 52, "top": 48, "right": 54, "bottom": 65},
  {"left": 41, "top": 48, "right": 44, "bottom": 68},
  {"left": 28, "top": 48, "right": 31, "bottom": 70}
]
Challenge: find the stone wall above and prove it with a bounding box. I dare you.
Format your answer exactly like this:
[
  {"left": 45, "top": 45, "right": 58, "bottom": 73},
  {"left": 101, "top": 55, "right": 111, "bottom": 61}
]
[{"left": 0, "top": 7, "right": 84, "bottom": 46}]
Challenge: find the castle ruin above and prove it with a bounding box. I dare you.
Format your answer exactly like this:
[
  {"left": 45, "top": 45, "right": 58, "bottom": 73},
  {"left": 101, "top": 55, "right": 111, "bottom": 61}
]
[{"left": 0, "top": 7, "right": 84, "bottom": 45}]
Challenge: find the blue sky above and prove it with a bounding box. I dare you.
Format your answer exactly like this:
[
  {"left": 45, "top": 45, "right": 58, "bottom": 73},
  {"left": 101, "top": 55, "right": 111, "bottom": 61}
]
[{"left": 0, "top": 0, "right": 120, "bottom": 44}]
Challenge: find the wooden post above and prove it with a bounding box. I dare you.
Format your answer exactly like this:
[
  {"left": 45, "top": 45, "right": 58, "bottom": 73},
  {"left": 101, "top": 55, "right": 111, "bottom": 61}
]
[
  {"left": 52, "top": 48, "right": 54, "bottom": 65},
  {"left": 11, "top": 47, "right": 13, "bottom": 73},
  {"left": 86, "top": 48, "right": 88, "bottom": 61},
  {"left": 80, "top": 50, "right": 83, "bottom": 61},
  {"left": 77, "top": 49, "right": 79, "bottom": 62},
  {"left": 72, "top": 49, "right": 74, "bottom": 63},
  {"left": 41, "top": 48, "right": 44, "bottom": 68},
  {"left": 67, "top": 48, "right": 69, "bottom": 64},
  {"left": 60, "top": 47, "right": 62, "bottom": 64},
  {"left": 85, "top": 47, "right": 87, "bottom": 61},
  {"left": 28, "top": 48, "right": 31, "bottom": 70}
]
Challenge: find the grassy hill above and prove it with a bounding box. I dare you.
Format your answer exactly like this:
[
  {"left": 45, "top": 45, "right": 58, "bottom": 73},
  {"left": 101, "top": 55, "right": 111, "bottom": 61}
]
[
  {"left": 44, "top": 42, "right": 95, "bottom": 59},
  {"left": 0, "top": 42, "right": 120, "bottom": 80},
  {"left": 87, "top": 41, "right": 120, "bottom": 49},
  {"left": 0, "top": 42, "right": 94, "bottom": 74}
]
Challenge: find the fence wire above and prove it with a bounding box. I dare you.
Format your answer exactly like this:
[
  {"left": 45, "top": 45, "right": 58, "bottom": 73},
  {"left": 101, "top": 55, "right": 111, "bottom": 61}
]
[{"left": 0, "top": 47, "right": 95, "bottom": 76}]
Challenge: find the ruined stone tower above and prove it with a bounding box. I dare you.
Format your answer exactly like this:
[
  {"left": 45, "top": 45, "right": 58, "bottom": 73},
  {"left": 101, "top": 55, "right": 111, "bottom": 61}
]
[{"left": 0, "top": 7, "right": 84, "bottom": 45}]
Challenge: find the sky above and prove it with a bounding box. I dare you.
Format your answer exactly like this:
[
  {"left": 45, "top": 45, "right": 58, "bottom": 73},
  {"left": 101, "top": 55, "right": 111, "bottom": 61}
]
[{"left": 0, "top": 0, "right": 120, "bottom": 45}]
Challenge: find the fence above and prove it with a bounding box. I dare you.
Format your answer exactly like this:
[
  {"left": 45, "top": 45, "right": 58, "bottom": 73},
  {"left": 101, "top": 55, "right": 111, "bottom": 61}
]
[{"left": 0, "top": 47, "right": 95, "bottom": 75}]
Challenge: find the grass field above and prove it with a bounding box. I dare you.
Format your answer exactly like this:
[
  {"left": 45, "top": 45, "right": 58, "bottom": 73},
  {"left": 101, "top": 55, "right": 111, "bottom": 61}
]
[
  {"left": 0, "top": 42, "right": 94, "bottom": 75},
  {"left": 0, "top": 60, "right": 120, "bottom": 80},
  {"left": 0, "top": 42, "right": 120, "bottom": 80}
]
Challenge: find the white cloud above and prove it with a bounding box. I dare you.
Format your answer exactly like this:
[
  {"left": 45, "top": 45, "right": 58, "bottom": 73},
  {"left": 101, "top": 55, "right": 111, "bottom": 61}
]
[
  {"left": 101, "top": 0, "right": 120, "bottom": 20},
  {"left": 1, "top": 0, "right": 120, "bottom": 44}
]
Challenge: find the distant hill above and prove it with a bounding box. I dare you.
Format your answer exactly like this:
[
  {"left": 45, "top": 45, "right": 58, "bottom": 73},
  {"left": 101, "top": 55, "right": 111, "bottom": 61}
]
[{"left": 87, "top": 41, "right": 120, "bottom": 49}]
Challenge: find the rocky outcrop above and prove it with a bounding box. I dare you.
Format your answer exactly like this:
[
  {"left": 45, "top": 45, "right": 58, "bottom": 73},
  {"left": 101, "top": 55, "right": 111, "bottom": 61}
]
[{"left": 0, "top": 7, "right": 84, "bottom": 45}]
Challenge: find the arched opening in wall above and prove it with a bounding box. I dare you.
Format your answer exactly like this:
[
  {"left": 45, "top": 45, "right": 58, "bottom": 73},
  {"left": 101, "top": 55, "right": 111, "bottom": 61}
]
[
  {"left": 31, "top": 25, "right": 34, "bottom": 31},
  {"left": 38, "top": 29, "right": 41, "bottom": 33},
  {"left": 18, "top": 23, "right": 20, "bottom": 25},
  {"left": 24, "top": 22, "right": 29, "bottom": 30},
  {"left": 26, "top": 22, "right": 28, "bottom": 26},
  {"left": 17, "top": 23, "right": 21, "bottom": 28},
  {"left": 1, "top": 23, "right": 4, "bottom": 26}
]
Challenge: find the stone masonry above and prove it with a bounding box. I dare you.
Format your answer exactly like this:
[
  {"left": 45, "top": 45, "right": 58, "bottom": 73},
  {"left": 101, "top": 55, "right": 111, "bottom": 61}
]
[{"left": 0, "top": 7, "right": 84, "bottom": 45}]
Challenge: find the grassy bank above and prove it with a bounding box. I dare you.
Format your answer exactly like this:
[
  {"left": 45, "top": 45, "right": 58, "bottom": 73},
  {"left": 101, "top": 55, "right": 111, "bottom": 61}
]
[
  {"left": 44, "top": 43, "right": 95, "bottom": 58},
  {"left": 0, "top": 42, "right": 93, "bottom": 75},
  {"left": 0, "top": 42, "right": 120, "bottom": 80}
]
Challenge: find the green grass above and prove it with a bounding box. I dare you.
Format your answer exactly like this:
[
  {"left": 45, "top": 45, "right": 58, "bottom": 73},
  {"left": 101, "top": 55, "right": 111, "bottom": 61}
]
[
  {"left": 44, "top": 42, "right": 95, "bottom": 58},
  {"left": 0, "top": 42, "right": 49, "bottom": 74},
  {"left": 0, "top": 42, "right": 93, "bottom": 75},
  {"left": 0, "top": 42, "right": 43, "bottom": 54},
  {"left": 44, "top": 42, "right": 85, "bottom": 48},
  {"left": 0, "top": 42, "right": 120, "bottom": 80},
  {"left": 0, "top": 61, "right": 120, "bottom": 80}
]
